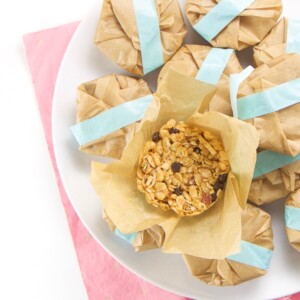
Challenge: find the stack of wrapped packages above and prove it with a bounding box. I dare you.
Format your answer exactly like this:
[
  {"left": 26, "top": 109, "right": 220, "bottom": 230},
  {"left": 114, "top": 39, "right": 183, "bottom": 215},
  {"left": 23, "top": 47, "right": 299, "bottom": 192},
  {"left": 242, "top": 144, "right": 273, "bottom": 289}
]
[{"left": 70, "top": 0, "right": 300, "bottom": 287}]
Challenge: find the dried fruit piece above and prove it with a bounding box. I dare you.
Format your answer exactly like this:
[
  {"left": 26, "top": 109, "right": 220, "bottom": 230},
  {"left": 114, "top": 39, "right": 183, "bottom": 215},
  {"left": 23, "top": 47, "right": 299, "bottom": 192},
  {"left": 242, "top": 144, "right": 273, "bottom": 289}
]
[{"left": 152, "top": 132, "right": 161, "bottom": 143}]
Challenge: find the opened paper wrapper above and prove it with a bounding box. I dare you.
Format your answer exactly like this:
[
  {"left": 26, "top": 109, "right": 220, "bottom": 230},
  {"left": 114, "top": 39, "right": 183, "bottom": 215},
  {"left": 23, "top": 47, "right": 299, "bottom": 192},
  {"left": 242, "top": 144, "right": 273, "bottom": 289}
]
[
  {"left": 158, "top": 44, "right": 242, "bottom": 115},
  {"left": 91, "top": 70, "right": 259, "bottom": 259},
  {"left": 249, "top": 160, "right": 300, "bottom": 205},
  {"left": 253, "top": 17, "right": 288, "bottom": 66},
  {"left": 95, "top": 0, "right": 187, "bottom": 76},
  {"left": 75, "top": 74, "right": 152, "bottom": 159},
  {"left": 185, "top": 0, "right": 282, "bottom": 50},
  {"left": 286, "top": 189, "right": 300, "bottom": 253},
  {"left": 183, "top": 204, "right": 273, "bottom": 286},
  {"left": 238, "top": 53, "right": 300, "bottom": 156}
]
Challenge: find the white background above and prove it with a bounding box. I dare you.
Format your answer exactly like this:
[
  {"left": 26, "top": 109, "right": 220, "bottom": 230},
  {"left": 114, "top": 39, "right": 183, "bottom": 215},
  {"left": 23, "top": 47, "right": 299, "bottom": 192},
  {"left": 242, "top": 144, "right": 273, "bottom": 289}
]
[
  {"left": 1, "top": 1, "right": 300, "bottom": 300},
  {"left": 0, "top": 1, "right": 94, "bottom": 299}
]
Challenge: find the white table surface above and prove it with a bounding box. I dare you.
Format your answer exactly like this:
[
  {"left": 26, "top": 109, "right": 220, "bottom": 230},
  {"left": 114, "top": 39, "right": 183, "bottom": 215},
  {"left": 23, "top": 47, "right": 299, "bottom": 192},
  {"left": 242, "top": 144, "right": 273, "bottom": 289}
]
[{"left": 0, "top": 1, "right": 95, "bottom": 299}]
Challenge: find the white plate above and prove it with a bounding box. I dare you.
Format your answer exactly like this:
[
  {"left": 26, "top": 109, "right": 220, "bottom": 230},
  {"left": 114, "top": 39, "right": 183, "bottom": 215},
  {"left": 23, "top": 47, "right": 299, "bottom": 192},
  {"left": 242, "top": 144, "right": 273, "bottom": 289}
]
[{"left": 52, "top": 1, "right": 300, "bottom": 299}]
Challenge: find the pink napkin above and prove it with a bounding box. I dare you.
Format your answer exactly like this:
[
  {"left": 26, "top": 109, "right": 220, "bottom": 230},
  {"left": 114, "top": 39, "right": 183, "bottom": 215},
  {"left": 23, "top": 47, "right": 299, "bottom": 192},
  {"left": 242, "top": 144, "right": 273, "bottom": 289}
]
[
  {"left": 23, "top": 22, "right": 188, "bottom": 300},
  {"left": 23, "top": 23, "right": 300, "bottom": 300}
]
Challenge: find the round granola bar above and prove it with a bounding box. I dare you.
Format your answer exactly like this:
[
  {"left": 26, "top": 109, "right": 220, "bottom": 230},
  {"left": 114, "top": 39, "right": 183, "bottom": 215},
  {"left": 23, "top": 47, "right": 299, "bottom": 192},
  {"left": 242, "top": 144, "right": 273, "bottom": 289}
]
[{"left": 137, "top": 119, "right": 230, "bottom": 217}]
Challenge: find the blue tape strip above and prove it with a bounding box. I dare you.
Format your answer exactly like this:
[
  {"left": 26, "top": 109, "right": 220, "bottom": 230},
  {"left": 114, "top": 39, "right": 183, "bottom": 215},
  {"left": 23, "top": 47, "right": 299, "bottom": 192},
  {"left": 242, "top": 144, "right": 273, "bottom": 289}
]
[
  {"left": 114, "top": 229, "right": 138, "bottom": 243},
  {"left": 71, "top": 95, "right": 153, "bottom": 146},
  {"left": 132, "top": 0, "right": 164, "bottom": 74},
  {"left": 227, "top": 240, "right": 273, "bottom": 270},
  {"left": 287, "top": 19, "right": 300, "bottom": 54},
  {"left": 285, "top": 206, "right": 300, "bottom": 231},
  {"left": 253, "top": 150, "right": 300, "bottom": 179},
  {"left": 193, "top": 0, "right": 254, "bottom": 42},
  {"left": 237, "top": 77, "right": 300, "bottom": 120},
  {"left": 195, "top": 48, "right": 233, "bottom": 85},
  {"left": 230, "top": 66, "right": 254, "bottom": 118}
]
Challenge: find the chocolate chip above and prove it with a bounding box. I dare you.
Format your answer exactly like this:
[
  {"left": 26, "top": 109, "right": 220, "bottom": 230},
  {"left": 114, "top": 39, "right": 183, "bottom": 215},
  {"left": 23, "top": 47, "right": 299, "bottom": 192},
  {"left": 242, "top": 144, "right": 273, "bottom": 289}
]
[
  {"left": 218, "top": 173, "right": 228, "bottom": 184},
  {"left": 171, "top": 162, "right": 182, "bottom": 173},
  {"left": 169, "top": 127, "right": 180, "bottom": 134},
  {"left": 193, "top": 147, "right": 201, "bottom": 154},
  {"left": 213, "top": 181, "right": 224, "bottom": 191},
  {"left": 173, "top": 187, "right": 183, "bottom": 196},
  {"left": 152, "top": 132, "right": 161, "bottom": 143}
]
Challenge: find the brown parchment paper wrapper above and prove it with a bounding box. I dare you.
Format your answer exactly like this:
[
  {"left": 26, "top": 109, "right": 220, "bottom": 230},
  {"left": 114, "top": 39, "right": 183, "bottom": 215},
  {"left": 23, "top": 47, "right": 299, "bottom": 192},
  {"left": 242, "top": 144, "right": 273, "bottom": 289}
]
[
  {"left": 76, "top": 74, "right": 152, "bottom": 159},
  {"left": 286, "top": 189, "right": 300, "bottom": 253},
  {"left": 238, "top": 53, "right": 300, "bottom": 156},
  {"left": 253, "top": 17, "right": 288, "bottom": 66},
  {"left": 183, "top": 204, "right": 273, "bottom": 286},
  {"left": 95, "top": 0, "right": 187, "bottom": 76},
  {"left": 185, "top": 0, "right": 282, "bottom": 50},
  {"left": 249, "top": 159, "right": 300, "bottom": 205},
  {"left": 103, "top": 210, "right": 165, "bottom": 251},
  {"left": 91, "top": 70, "right": 259, "bottom": 259},
  {"left": 158, "top": 44, "right": 242, "bottom": 115}
]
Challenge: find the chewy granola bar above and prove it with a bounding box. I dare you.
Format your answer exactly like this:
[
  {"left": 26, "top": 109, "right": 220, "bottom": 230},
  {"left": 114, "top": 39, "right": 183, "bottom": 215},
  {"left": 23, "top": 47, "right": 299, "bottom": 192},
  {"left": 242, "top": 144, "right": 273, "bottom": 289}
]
[{"left": 137, "top": 119, "right": 230, "bottom": 217}]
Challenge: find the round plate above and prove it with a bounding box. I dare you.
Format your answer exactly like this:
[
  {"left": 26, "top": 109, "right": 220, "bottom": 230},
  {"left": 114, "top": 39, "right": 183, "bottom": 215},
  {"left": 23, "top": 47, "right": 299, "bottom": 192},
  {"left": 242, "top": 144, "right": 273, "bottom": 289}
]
[{"left": 52, "top": 1, "right": 300, "bottom": 299}]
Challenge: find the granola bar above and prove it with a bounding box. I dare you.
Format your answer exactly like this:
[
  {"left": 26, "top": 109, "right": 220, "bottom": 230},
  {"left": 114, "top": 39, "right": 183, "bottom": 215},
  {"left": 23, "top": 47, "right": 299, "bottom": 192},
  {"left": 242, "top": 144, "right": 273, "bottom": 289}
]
[{"left": 137, "top": 119, "right": 230, "bottom": 217}]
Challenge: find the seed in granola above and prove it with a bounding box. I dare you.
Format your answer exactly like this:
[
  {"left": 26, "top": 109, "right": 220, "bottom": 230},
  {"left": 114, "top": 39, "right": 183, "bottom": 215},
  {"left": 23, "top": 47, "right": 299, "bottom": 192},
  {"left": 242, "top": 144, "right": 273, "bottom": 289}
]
[
  {"left": 169, "top": 127, "right": 180, "bottom": 134},
  {"left": 218, "top": 173, "right": 228, "bottom": 184},
  {"left": 173, "top": 187, "right": 183, "bottom": 196},
  {"left": 193, "top": 147, "right": 201, "bottom": 154},
  {"left": 152, "top": 132, "right": 161, "bottom": 143},
  {"left": 171, "top": 162, "right": 182, "bottom": 173},
  {"left": 188, "top": 177, "right": 195, "bottom": 185}
]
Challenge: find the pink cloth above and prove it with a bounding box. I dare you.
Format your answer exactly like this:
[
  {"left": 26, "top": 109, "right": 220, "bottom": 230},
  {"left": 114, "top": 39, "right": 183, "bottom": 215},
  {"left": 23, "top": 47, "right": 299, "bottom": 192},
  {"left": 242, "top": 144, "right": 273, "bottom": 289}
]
[
  {"left": 23, "top": 23, "right": 187, "bottom": 300},
  {"left": 23, "top": 23, "right": 300, "bottom": 300}
]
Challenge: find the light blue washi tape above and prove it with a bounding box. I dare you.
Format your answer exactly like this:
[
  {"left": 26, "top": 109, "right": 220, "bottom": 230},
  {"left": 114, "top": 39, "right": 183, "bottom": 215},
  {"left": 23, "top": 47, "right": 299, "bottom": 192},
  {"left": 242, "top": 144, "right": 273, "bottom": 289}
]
[
  {"left": 114, "top": 229, "right": 138, "bottom": 243},
  {"left": 132, "top": 0, "right": 164, "bottom": 74},
  {"left": 230, "top": 66, "right": 254, "bottom": 118},
  {"left": 253, "top": 150, "right": 300, "bottom": 179},
  {"left": 193, "top": 0, "right": 255, "bottom": 42},
  {"left": 287, "top": 19, "right": 300, "bottom": 54},
  {"left": 227, "top": 240, "right": 273, "bottom": 270},
  {"left": 71, "top": 94, "right": 153, "bottom": 146},
  {"left": 285, "top": 206, "right": 300, "bottom": 231},
  {"left": 195, "top": 48, "right": 233, "bottom": 85},
  {"left": 236, "top": 77, "right": 300, "bottom": 120}
]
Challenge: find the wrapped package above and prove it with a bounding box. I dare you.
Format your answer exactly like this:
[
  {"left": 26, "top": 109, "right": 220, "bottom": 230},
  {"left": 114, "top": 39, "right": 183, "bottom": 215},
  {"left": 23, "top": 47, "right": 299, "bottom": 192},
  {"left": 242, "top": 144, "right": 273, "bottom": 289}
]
[
  {"left": 95, "top": 0, "right": 187, "bottom": 76},
  {"left": 91, "top": 70, "right": 259, "bottom": 260},
  {"left": 285, "top": 189, "right": 300, "bottom": 253},
  {"left": 185, "top": 0, "right": 282, "bottom": 50},
  {"left": 183, "top": 204, "right": 274, "bottom": 286},
  {"left": 103, "top": 211, "right": 165, "bottom": 251},
  {"left": 254, "top": 18, "right": 300, "bottom": 66},
  {"left": 233, "top": 54, "right": 300, "bottom": 156},
  {"left": 158, "top": 45, "right": 242, "bottom": 115},
  {"left": 249, "top": 154, "right": 300, "bottom": 206},
  {"left": 71, "top": 74, "right": 152, "bottom": 159}
]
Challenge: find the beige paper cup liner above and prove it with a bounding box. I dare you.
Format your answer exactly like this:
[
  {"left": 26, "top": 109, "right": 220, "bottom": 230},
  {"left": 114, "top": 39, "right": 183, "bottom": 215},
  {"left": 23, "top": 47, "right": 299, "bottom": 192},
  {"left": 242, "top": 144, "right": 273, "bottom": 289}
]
[{"left": 158, "top": 44, "right": 242, "bottom": 115}]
